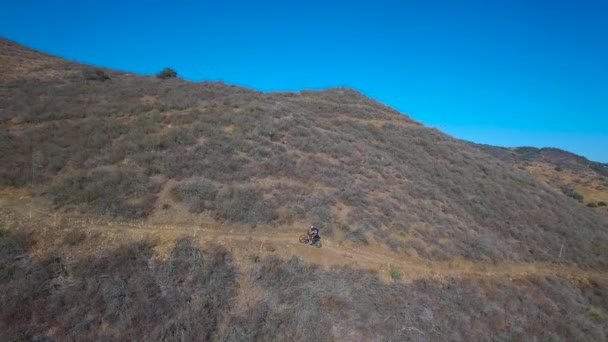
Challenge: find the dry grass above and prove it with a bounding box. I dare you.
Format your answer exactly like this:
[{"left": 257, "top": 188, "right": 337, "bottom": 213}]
[{"left": 477, "top": 145, "right": 608, "bottom": 210}]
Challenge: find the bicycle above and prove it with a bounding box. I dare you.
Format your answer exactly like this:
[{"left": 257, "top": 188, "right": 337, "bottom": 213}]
[{"left": 299, "top": 233, "right": 322, "bottom": 248}]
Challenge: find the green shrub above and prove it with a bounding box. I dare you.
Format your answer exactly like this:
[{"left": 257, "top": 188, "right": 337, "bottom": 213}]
[
  {"left": 339, "top": 223, "right": 350, "bottom": 232},
  {"left": 389, "top": 268, "right": 401, "bottom": 281},
  {"left": 587, "top": 306, "right": 603, "bottom": 322},
  {"left": 0, "top": 228, "right": 6, "bottom": 239},
  {"left": 554, "top": 166, "right": 563, "bottom": 172},
  {"left": 268, "top": 130, "right": 284, "bottom": 142},
  {"left": 597, "top": 201, "right": 607, "bottom": 207},
  {"left": 587, "top": 202, "right": 598, "bottom": 208},
  {"left": 157, "top": 68, "right": 177, "bottom": 79},
  {"left": 83, "top": 68, "right": 110, "bottom": 81}
]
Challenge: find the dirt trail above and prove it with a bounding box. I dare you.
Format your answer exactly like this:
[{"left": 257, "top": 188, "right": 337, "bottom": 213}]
[
  {"left": 2, "top": 189, "right": 607, "bottom": 283},
  {"left": 80, "top": 221, "right": 608, "bottom": 282}
]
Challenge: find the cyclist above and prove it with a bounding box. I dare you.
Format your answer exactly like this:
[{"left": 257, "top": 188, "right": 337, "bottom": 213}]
[{"left": 309, "top": 225, "right": 320, "bottom": 245}]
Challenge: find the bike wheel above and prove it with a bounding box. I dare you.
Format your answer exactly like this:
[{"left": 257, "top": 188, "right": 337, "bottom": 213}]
[
  {"left": 314, "top": 241, "right": 322, "bottom": 248},
  {"left": 299, "top": 235, "right": 309, "bottom": 243}
]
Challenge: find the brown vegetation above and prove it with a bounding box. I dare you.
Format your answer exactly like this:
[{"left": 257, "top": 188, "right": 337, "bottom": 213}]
[{"left": 477, "top": 145, "right": 608, "bottom": 212}]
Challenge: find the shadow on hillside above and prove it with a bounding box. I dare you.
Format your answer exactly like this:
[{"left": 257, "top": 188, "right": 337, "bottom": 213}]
[
  {"left": 0, "top": 230, "right": 236, "bottom": 341},
  {"left": 1, "top": 229, "right": 606, "bottom": 341}
]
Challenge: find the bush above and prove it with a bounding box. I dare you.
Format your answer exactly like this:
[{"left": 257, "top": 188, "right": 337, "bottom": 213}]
[
  {"left": 554, "top": 166, "right": 563, "bottom": 172},
  {"left": 172, "top": 178, "right": 217, "bottom": 202},
  {"left": 83, "top": 68, "right": 110, "bottom": 81},
  {"left": 157, "top": 68, "right": 177, "bottom": 79},
  {"left": 215, "top": 188, "right": 277, "bottom": 224},
  {"left": 598, "top": 201, "right": 607, "bottom": 207},
  {"left": 62, "top": 230, "right": 87, "bottom": 246},
  {"left": 175, "top": 127, "right": 197, "bottom": 145},
  {"left": 561, "top": 187, "right": 584, "bottom": 202},
  {"left": 48, "top": 169, "right": 159, "bottom": 218},
  {"left": 587, "top": 306, "right": 603, "bottom": 322},
  {"left": 172, "top": 178, "right": 218, "bottom": 213},
  {"left": 389, "top": 268, "right": 401, "bottom": 281},
  {"left": 345, "top": 229, "right": 368, "bottom": 245},
  {"left": 587, "top": 202, "right": 598, "bottom": 208}
]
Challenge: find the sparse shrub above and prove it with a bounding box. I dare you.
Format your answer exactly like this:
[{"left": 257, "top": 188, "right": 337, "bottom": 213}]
[
  {"left": 62, "top": 230, "right": 87, "bottom": 246},
  {"left": 172, "top": 178, "right": 218, "bottom": 213},
  {"left": 554, "top": 166, "right": 563, "bottom": 172},
  {"left": 126, "top": 132, "right": 163, "bottom": 153},
  {"left": 83, "top": 68, "right": 110, "bottom": 81},
  {"left": 597, "top": 201, "right": 606, "bottom": 207},
  {"left": 340, "top": 186, "right": 368, "bottom": 207},
  {"left": 587, "top": 306, "right": 603, "bottom": 322},
  {"left": 145, "top": 164, "right": 162, "bottom": 176},
  {"left": 175, "top": 127, "right": 197, "bottom": 145},
  {"left": 310, "top": 206, "right": 332, "bottom": 227},
  {"left": 345, "top": 229, "right": 368, "bottom": 245},
  {"left": 190, "top": 139, "right": 250, "bottom": 181},
  {"left": 387, "top": 239, "right": 408, "bottom": 254},
  {"left": 287, "top": 204, "right": 306, "bottom": 220},
  {"left": 172, "top": 178, "right": 217, "bottom": 202},
  {"left": 267, "top": 130, "right": 284, "bottom": 142},
  {"left": 215, "top": 188, "right": 276, "bottom": 224},
  {"left": 587, "top": 202, "right": 598, "bottom": 208},
  {"left": 48, "top": 169, "right": 159, "bottom": 218},
  {"left": 0, "top": 228, "right": 6, "bottom": 239},
  {"left": 561, "top": 187, "right": 584, "bottom": 202},
  {"left": 389, "top": 268, "right": 401, "bottom": 281},
  {"left": 157, "top": 68, "right": 177, "bottom": 79}
]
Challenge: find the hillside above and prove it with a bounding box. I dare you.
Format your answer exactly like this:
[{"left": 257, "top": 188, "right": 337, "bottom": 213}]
[
  {"left": 1, "top": 38, "right": 608, "bottom": 341},
  {"left": 475, "top": 145, "right": 608, "bottom": 212}
]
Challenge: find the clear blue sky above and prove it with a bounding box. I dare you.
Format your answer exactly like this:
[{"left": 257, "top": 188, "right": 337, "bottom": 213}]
[{"left": 2, "top": 0, "right": 607, "bottom": 162}]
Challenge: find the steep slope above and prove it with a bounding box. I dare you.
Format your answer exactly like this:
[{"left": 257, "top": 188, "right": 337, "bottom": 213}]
[{"left": 1, "top": 37, "right": 607, "bottom": 269}]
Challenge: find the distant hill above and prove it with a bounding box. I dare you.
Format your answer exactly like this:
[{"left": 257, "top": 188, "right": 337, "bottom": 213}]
[
  {"left": 1, "top": 37, "right": 608, "bottom": 341},
  {"left": 476, "top": 145, "right": 608, "bottom": 211}
]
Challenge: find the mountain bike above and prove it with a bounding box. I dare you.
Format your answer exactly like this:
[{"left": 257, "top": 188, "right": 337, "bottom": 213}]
[{"left": 299, "top": 233, "right": 322, "bottom": 248}]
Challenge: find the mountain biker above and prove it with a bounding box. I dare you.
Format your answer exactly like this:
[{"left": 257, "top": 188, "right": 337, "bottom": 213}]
[{"left": 309, "top": 225, "right": 320, "bottom": 245}]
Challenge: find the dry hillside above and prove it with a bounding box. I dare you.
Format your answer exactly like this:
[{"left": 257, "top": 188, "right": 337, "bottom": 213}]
[
  {"left": 476, "top": 145, "right": 608, "bottom": 212},
  {"left": 1, "top": 38, "right": 608, "bottom": 341}
]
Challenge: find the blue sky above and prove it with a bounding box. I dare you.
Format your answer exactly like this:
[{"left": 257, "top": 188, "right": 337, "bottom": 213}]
[{"left": 2, "top": 0, "right": 607, "bottom": 162}]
